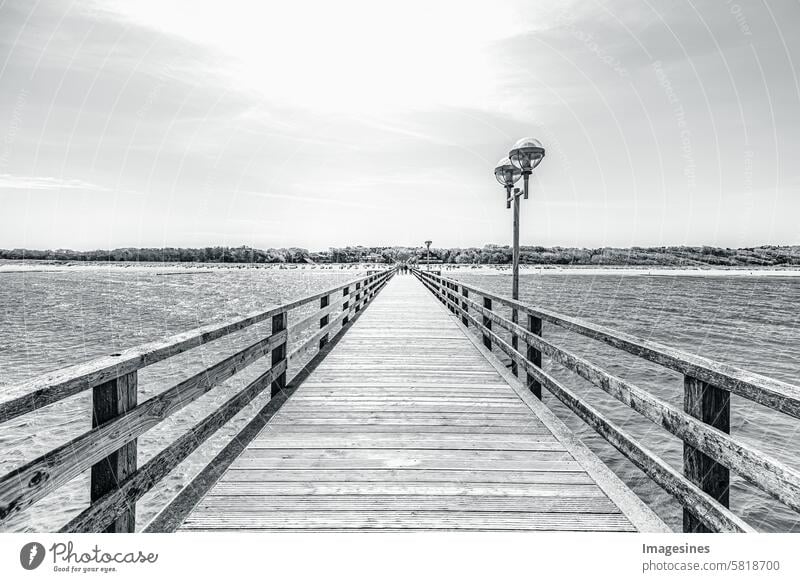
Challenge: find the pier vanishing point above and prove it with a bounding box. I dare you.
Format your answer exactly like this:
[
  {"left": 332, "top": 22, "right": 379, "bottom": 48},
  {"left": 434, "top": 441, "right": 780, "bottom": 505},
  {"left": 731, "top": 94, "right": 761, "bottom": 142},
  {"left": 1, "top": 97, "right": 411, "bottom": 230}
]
[{"left": 1, "top": 267, "right": 799, "bottom": 533}]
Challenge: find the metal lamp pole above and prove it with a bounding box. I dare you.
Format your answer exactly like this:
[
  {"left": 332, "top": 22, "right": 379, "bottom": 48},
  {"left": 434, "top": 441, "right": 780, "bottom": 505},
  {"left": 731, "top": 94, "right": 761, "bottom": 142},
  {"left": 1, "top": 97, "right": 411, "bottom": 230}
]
[
  {"left": 494, "top": 139, "right": 545, "bottom": 377},
  {"left": 494, "top": 157, "right": 523, "bottom": 300},
  {"left": 424, "top": 240, "right": 432, "bottom": 271}
]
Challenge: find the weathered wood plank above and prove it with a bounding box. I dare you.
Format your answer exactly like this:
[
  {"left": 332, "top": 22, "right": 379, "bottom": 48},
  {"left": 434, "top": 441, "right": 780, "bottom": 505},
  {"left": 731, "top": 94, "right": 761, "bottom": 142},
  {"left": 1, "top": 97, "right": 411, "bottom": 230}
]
[
  {"left": 270, "top": 312, "right": 287, "bottom": 397},
  {"left": 0, "top": 331, "right": 287, "bottom": 524},
  {"left": 248, "top": 437, "right": 562, "bottom": 451},
  {"left": 196, "top": 494, "right": 620, "bottom": 513},
  {"left": 238, "top": 448, "right": 574, "bottom": 463},
  {"left": 61, "top": 361, "right": 286, "bottom": 533},
  {"left": 295, "top": 389, "right": 520, "bottom": 396},
  {"left": 684, "top": 375, "right": 730, "bottom": 533},
  {"left": 263, "top": 425, "right": 549, "bottom": 434},
  {"left": 527, "top": 313, "right": 543, "bottom": 398},
  {"left": 277, "top": 406, "right": 530, "bottom": 414},
  {"left": 181, "top": 511, "right": 635, "bottom": 531},
  {"left": 286, "top": 398, "right": 522, "bottom": 406},
  {"left": 218, "top": 469, "right": 595, "bottom": 484},
  {"left": 204, "top": 482, "right": 606, "bottom": 496},
  {"left": 269, "top": 413, "right": 537, "bottom": 423}
]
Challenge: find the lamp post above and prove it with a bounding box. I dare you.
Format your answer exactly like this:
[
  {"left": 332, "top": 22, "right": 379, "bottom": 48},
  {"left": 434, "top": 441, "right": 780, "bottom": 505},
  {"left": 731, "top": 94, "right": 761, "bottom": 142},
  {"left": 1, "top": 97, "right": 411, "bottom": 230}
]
[
  {"left": 424, "top": 240, "right": 432, "bottom": 271},
  {"left": 494, "top": 156, "right": 523, "bottom": 299},
  {"left": 495, "top": 138, "right": 545, "bottom": 377}
]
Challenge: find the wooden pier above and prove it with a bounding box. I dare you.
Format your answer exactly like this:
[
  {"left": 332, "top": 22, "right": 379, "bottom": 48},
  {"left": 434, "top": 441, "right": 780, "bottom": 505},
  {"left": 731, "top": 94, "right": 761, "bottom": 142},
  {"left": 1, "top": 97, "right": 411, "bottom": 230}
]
[
  {"left": 1, "top": 266, "right": 799, "bottom": 533},
  {"left": 177, "top": 275, "right": 664, "bottom": 531}
]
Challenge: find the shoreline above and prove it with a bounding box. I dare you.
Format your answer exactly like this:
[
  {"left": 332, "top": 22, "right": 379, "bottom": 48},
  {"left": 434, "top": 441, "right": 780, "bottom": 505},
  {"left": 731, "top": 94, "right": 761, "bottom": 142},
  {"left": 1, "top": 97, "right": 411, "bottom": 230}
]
[
  {"left": 1, "top": 260, "right": 799, "bottom": 277},
  {"left": 440, "top": 265, "right": 800, "bottom": 277}
]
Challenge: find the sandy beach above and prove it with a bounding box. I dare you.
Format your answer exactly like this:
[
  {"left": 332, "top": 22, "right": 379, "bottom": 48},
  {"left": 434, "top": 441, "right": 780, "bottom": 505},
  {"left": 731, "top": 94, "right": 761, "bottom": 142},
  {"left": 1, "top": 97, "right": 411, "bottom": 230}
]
[
  {"left": 436, "top": 264, "right": 800, "bottom": 277},
  {"left": 2, "top": 260, "right": 800, "bottom": 277}
]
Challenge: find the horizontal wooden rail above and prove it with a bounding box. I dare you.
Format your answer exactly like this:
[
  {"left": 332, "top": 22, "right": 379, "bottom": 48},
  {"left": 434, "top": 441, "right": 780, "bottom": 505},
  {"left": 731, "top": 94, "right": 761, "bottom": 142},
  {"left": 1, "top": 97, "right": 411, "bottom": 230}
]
[
  {"left": 287, "top": 296, "right": 345, "bottom": 338},
  {"left": 0, "top": 331, "right": 287, "bottom": 522},
  {"left": 60, "top": 360, "right": 287, "bottom": 533},
  {"left": 287, "top": 274, "right": 390, "bottom": 365},
  {"left": 414, "top": 268, "right": 798, "bottom": 533},
  {"left": 0, "top": 267, "right": 395, "bottom": 532}
]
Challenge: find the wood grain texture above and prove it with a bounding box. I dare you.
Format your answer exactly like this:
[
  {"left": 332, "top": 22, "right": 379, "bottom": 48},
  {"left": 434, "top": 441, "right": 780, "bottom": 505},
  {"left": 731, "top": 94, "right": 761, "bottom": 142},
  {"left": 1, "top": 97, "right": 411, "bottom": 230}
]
[
  {"left": 180, "top": 275, "right": 643, "bottom": 532},
  {"left": 684, "top": 375, "right": 730, "bottom": 533},
  {"left": 90, "top": 372, "right": 138, "bottom": 533},
  {"left": 0, "top": 331, "right": 288, "bottom": 524},
  {"left": 61, "top": 361, "right": 286, "bottom": 532}
]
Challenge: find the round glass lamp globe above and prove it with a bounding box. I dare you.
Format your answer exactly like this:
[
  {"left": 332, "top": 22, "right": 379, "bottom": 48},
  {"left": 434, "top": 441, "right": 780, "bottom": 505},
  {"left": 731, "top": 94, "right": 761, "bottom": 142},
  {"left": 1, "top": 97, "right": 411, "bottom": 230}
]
[
  {"left": 494, "top": 157, "right": 522, "bottom": 186},
  {"left": 509, "top": 137, "right": 545, "bottom": 172}
]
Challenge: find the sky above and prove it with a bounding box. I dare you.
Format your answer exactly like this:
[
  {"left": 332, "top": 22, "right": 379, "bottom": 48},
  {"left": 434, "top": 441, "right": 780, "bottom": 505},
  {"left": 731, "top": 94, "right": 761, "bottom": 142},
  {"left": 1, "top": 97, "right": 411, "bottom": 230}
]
[{"left": 0, "top": 0, "right": 798, "bottom": 251}]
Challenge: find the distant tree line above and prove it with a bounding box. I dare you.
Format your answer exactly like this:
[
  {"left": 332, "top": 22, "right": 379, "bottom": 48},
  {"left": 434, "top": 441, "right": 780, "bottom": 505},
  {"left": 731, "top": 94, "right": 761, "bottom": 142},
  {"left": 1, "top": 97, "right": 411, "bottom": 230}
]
[
  {"left": 0, "top": 246, "right": 310, "bottom": 263},
  {"left": 410, "top": 244, "right": 800, "bottom": 267},
  {"left": 1, "top": 244, "right": 798, "bottom": 267}
]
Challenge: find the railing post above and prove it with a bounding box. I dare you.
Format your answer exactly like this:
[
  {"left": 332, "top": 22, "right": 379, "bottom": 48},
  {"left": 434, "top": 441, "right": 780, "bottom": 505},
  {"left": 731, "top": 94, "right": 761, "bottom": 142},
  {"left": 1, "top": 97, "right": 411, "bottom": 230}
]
[
  {"left": 526, "top": 314, "right": 542, "bottom": 399},
  {"left": 435, "top": 275, "right": 444, "bottom": 305},
  {"left": 446, "top": 282, "right": 453, "bottom": 313},
  {"left": 342, "top": 286, "right": 350, "bottom": 326},
  {"left": 683, "top": 376, "right": 730, "bottom": 532},
  {"left": 460, "top": 286, "right": 469, "bottom": 326},
  {"left": 482, "top": 297, "right": 492, "bottom": 350},
  {"left": 319, "top": 294, "right": 330, "bottom": 349},
  {"left": 270, "top": 311, "right": 287, "bottom": 397},
  {"left": 91, "top": 371, "right": 138, "bottom": 532},
  {"left": 511, "top": 309, "right": 519, "bottom": 377}
]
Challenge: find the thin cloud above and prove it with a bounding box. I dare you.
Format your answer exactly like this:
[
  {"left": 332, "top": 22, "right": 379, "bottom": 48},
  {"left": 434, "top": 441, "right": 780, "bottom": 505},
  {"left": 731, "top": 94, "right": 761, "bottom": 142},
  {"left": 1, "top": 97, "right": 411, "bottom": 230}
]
[{"left": 0, "top": 174, "right": 111, "bottom": 192}]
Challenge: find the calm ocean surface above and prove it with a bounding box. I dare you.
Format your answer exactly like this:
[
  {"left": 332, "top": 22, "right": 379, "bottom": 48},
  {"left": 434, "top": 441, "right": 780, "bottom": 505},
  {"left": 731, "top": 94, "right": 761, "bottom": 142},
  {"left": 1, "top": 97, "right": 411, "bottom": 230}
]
[{"left": 1, "top": 265, "right": 798, "bottom": 532}]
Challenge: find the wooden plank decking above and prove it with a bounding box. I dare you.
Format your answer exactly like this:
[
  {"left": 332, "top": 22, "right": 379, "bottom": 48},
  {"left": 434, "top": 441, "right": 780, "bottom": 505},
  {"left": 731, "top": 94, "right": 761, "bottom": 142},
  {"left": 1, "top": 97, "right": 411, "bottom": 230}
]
[{"left": 179, "top": 274, "right": 666, "bottom": 532}]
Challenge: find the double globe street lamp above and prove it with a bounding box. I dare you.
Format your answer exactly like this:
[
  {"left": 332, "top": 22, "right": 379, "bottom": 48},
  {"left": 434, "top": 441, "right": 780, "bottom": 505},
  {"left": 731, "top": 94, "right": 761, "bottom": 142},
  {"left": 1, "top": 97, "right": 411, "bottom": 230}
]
[
  {"left": 494, "top": 137, "right": 545, "bottom": 302},
  {"left": 493, "top": 137, "right": 545, "bottom": 377}
]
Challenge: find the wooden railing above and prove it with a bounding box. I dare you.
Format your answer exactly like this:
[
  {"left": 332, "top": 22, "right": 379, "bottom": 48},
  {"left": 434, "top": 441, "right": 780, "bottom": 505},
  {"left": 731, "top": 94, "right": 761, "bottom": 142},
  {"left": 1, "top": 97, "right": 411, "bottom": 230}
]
[
  {"left": 414, "top": 268, "right": 800, "bottom": 533},
  {"left": 0, "top": 268, "right": 395, "bottom": 532}
]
